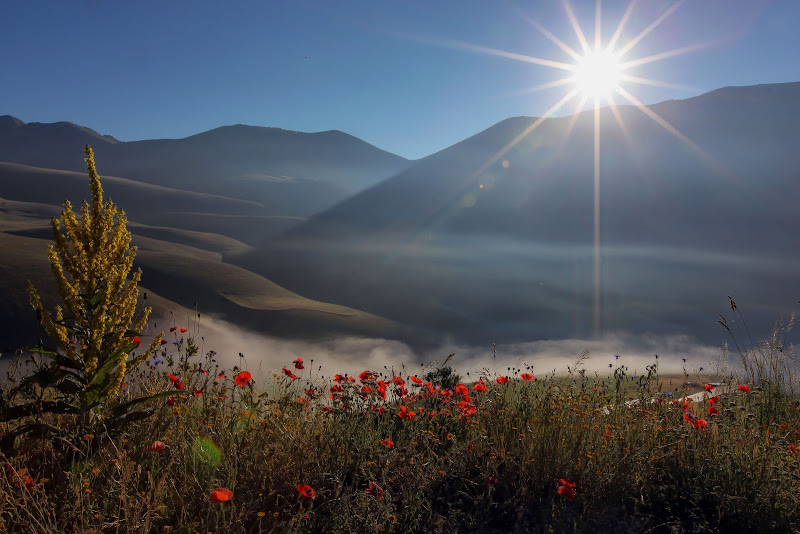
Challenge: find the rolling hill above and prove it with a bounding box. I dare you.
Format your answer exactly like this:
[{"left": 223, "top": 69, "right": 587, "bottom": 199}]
[{"left": 234, "top": 82, "right": 800, "bottom": 345}]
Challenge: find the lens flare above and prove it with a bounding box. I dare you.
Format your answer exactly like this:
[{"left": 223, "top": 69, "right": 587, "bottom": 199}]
[{"left": 193, "top": 437, "right": 222, "bottom": 467}]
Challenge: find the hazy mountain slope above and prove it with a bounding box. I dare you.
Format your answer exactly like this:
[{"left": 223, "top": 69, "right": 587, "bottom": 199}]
[
  {"left": 235, "top": 82, "right": 800, "bottom": 344},
  {"left": 0, "top": 117, "right": 412, "bottom": 218},
  {"left": 0, "top": 198, "right": 406, "bottom": 351}
]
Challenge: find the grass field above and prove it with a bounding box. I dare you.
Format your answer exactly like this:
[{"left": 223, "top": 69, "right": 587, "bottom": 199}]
[{"left": 1, "top": 327, "right": 798, "bottom": 533}]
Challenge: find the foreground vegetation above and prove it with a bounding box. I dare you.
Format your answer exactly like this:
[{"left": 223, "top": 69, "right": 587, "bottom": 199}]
[{"left": 1, "top": 147, "right": 799, "bottom": 533}]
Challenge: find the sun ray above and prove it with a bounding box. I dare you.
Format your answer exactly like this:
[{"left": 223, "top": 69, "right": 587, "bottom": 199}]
[
  {"left": 617, "top": 0, "right": 685, "bottom": 57},
  {"left": 559, "top": 94, "right": 589, "bottom": 143},
  {"left": 507, "top": 1, "right": 583, "bottom": 61},
  {"left": 439, "top": 38, "right": 576, "bottom": 71},
  {"left": 621, "top": 40, "right": 720, "bottom": 69},
  {"left": 502, "top": 77, "right": 576, "bottom": 98},
  {"left": 615, "top": 86, "right": 711, "bottom": 159},
  {"left": 562, "top": 0, "right": 591, "bottom": 53},
  {"left": 607, "top": 0, "right": 638, "bottom": 50},
  {"left": 475, "top": 89, "right": 581, "bottom": 176},
  {"left": 595, "top": 0, "right": 602, "bottom": 50},
  {"left": 619, "top": 74, "right": 698, "bottom": 92},
  {"left": 593, "top": 101, "right": 602, "bottom": 336},
  {"left": 606, "top": 95, "right": 633, "bottom": 147}
]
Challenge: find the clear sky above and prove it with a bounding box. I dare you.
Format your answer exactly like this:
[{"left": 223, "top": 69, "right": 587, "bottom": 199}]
[{"left": 2, "top": 0, "right": 798, "bottom": 159}]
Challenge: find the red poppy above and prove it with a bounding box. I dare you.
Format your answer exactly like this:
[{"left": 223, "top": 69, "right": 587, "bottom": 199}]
[
  {"left": 293, "top": 357, "right": 304, "bottom": 370},
  {"left": 392, "top": 376, "right": 405, "bottom": 386},
  {"left": 169, "top": 327, "right": 177, "bottom": 333},
  {"left": 738, "top": 385, "right": 751, "bottom": 392},
  {"left": 557, "top": 479, "right": 576, "bottom": 501},
  {"left": 297, "top": 484, "right": 316, "bottom": 499},
  {"left": 696, "top": 419, "right": 708, "bottom": 428},
  {"left": 708, "top": 406, "right": 719, "bottom": 416},
  {"left": 708, "top": 396, "right": 720, "bottom": 404},
  {"left": 235, "top": 371, "right": 252, "bottom": 386},
  {"left": 380, "top": 438, "right": 394, "bottom": 448},
  {"left": 496, "top": 376, "right": 508, "bottom": 384},
  {"left": 209, "top": 487, "right": 233, "bottom": 503},
  {"left": 704, "top": 384, "right": 714, "bottom": 391},
  {"left": 360, "top": 385, "right": 373, "bottom": 395},
  {"left": 455, "top": 384, "right": 469, "bottom": 396},
  {"left": 305, "top": 389, "right": 316, "bottom": 398},
  {"left": 410, "top": 375, "right": 422, "bottom": 385},
  {"left": 485, "top": 476, "right": 498, "bottom": 486},
  {"left": 365, "top": 482, "right": 384, "bottom": 500},
  {"left": 333, "top": 374, "right": 344, "bottom": 383},
  {"left": 330, "top": 384, "right": 343, "bottom": 393},
  {"left": 359, "top": 370, "right": 373, "bottom": 382},
  {"left": 520, "top": 372, "right": 534, "bottom": 381},
  {"left": 175, "top": 381, "right": 184, "bottom": 390},
  {"left": 192, "top": 388, "right": 203, "bottom": 397},
  {"left": 217, "top": 371, "right": 225, "bottom": 380},
  {"left": 160, "top": 339, "right": 168, "bottom": 345},
  {"left": 282, "top": 368, "right": 297, "bottom": 379},
  {"left": 474, "top": 381, "right": 487, "bottom": 393},
  {"left": 166, "top": 396, "right": 177, "bottom": 406},
  {"left": 179, "top": 327, "right": 187, "bottom": 333},
  {"left": 788, "top": 444, "right": 796, "bottom": 455},
  {"left": 149, "top": 441, "right": 168, "bottom": 453},
  {"left": 133, "top": 336, "right": 141, "bottom": 347},
  {"left": 398, "top": 406, "right": 416, "bottom": 420},
  {"left": 23, "top": 475, "right": 35, "bottom": 489}
]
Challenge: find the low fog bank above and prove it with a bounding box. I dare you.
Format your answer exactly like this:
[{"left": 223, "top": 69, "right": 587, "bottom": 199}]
[{"left": 175, "top": 316, "right": 730, "bottom": 383}]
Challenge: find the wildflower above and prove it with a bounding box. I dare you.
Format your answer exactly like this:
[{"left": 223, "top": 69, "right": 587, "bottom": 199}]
[
  {"left": 557, "top": 479, "right": 576, "bottom": 501},
  {"left": 330, "top": 384, "right": 343, "bottom": 393},
  {"left": 217, "top": 371, "right": 225, "bottom": 380},
  {"left": 708, "top": 406, "right": 719, "bottom": 416},
  {"left": 708, "top": 396, "right": 720, "bottom": 404},
  {"left": 391, "top": 376, "right": 405, "bottom": 386},
  {"left": 788, "top": 444, "right": 796, "bottom": 455},
  {"left": 282, "top": 368, "right": 297, "bottom": 380},
  {"left": 380, "top": 439, "right": 394, "bottom": 448},
  {"left": 174, "top": 381, "right": 184, "bottom": 390},
  {"left": 160, "top": 339, "right": 168, "bottom": 345},
  {"left": 473, "top": 381, "right": 487, "bottom": 393},
  {"left": 695, "top": 419, "right": 708, "bottom": 429},
  {"left": 496, "top": 376, "right": 508, "bottom": 384},
  {"left": 192, "top": 388, "right": 203, "bottom": 397},
  {"left": 365, "top": 482, "right": 384, "bottom": 500},
  {"left": 166, "top": 396, "right": 177, "bottom": 406},
  {"left": 520, "top": 373, "right": 534, "bottom": 381},
  {"left": 410, "top": 375, "right": 422, "bottom": 385},
  {"left": 149, "top": 441, "right": 168, "bottom": 453},
  {"left": 738, "top": 385, "right": 751, "bottom": 392},
  {"left": 455, "top": 384, "right": 469, "bottom": 396},
  {"left": 297, "top": 484, "right": 315, "bottom": 499},
  {"left": 398, "top": 406, "right": 416, "bottom": 420},
  {"left": 704, "top": 384, "right": 714, "bottom": 391},
  {"left": 293, "top": 358, "right": 304, "bottom": 370},
  {"left": 179, "top": 327, "right": 187, "bottom": 333},
  {"left": 359, "top": 370, "right": 373, "bottom": 382},
  {"left": 233, "top": 370, "right": 251, "bottom": 386},
  {"left": 133, "top": 336, "right": 141, "bottom": 347},
  {"left": 334, "top": 374, "right": 344, "bottom": 383},
  {"left": 485, "top": 476, "right": 498, "bottom": 486},
  {"left": 209, "top": 487, "right": 233, "bottom": 503},
  {"left": 169, "top": 327, "right": 177, "bottom": 332}
]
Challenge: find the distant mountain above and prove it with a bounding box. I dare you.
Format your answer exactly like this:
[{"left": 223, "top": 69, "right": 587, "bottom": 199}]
[
  {"left": 235, "top": 82, "right": 800, "bottom": 344},
  {"left": 0, "top": 117, "right": 411, "bottom": 223}
]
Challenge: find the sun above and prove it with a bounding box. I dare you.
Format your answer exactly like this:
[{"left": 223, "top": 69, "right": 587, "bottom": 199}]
[{"left": 572, "top": 48, "right": 623, "bottom": 99}]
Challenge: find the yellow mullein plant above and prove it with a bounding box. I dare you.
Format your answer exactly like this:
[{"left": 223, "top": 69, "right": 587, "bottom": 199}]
[{"left": 2, "top": 146, "right": 169, "bottom": 457}]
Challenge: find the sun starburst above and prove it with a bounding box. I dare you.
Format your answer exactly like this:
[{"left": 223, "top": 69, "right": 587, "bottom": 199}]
[{"left": 421, "top": 0, "right": 716, "bottom": 337}]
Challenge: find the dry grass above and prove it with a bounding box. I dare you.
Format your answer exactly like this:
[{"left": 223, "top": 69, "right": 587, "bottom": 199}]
[{"left": 1, "top": 327, "right": 799, "bottom": 534}]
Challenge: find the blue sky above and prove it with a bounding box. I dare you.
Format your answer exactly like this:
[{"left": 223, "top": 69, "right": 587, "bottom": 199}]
[{"left": 2, "top": 0, "right": 797, "bottom": 159}]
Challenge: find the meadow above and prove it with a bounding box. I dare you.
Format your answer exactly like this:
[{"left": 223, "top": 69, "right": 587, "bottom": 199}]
[
  {"left": 1, "top": 148, "right": 799, "bottom": 533},
  {"left": 1, "top": 325, "right": 799, "bottom": 533}
]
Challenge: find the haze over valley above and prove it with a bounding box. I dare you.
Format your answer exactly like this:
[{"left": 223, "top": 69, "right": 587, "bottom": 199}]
[{"left": 2, "top": 82, "right": 800, "bottom": 372}]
